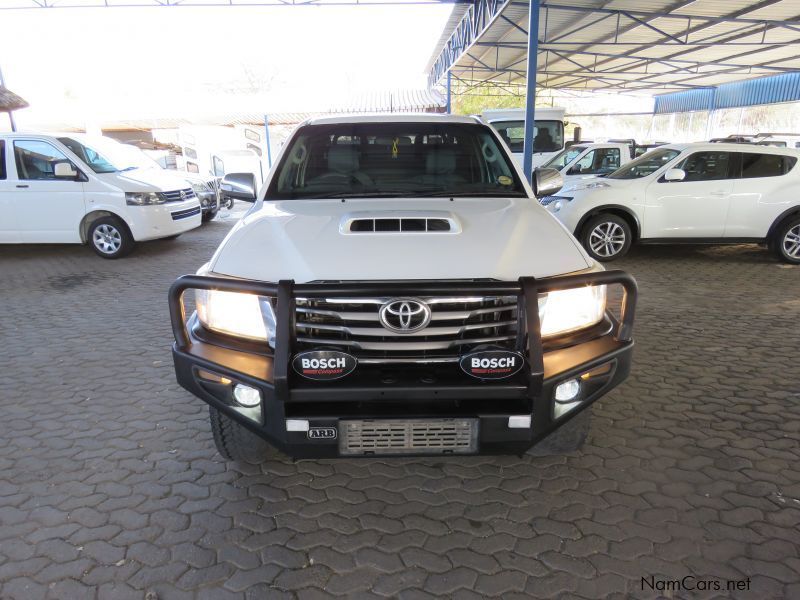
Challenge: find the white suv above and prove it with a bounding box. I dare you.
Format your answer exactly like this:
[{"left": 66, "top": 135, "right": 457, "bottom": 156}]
[
  {"left": 168, "top": 115, "right": 638, "bottom": 462},
  {"left": 543, "top": 142, "right": 800, "bottom": 263},
  {"left": 0, "top": 133, "right": 202, "bottom": 258}
]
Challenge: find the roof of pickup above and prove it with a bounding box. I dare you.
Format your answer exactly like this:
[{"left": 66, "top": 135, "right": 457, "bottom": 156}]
[{"left": 304, "top": 114, "right": 480, "bottom": 126}]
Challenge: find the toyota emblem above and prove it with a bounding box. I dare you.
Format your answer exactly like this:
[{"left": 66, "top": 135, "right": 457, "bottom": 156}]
[{"left": 379, "top": 298, "right": 431, "bottom": 334}]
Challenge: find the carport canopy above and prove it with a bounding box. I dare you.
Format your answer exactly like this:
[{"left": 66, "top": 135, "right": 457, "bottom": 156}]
[{"left": 428, "top": 0, "right": 800, "bottom": 93}]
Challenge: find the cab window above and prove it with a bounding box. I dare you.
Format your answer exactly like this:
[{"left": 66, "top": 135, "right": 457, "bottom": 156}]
[
  {"left": 739, "top": 153, "right": 797, "bottom": 178},
  {"left": 13, "top": 140, "right": 74, "bottom": 180},
  {"left": 676, "top": 151, "right": 733, "bottom": 181},
  {"left": 491, "top": 120, "right": 564, "bottom": 153},
  {"left": 572, "top": 148, "right": 621, "bottom": 175},
  {"left": 0, "top": 141, "right": 5, "bottom": 180}
]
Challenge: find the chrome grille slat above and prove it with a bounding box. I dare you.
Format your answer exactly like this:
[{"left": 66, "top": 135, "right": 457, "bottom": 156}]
[
  {"left": 296, "top": 305, "right": 515, "bottom": 322},
  {"left": 161, "top": 188, "right": 196, "bottom": 202},
  {"left": 295, "top": 320, "right": 518, "bottom": 337},
  {"left": 295, "top": 291, "right": 519, "bottom": 363},
  {"left": 295, "top": 335, "right": 517, "bottom": 352}
]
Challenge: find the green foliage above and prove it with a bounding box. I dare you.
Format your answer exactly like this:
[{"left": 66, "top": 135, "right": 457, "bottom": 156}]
[{"left": 453, "top": 92, "right": 526, "bottom": 116}]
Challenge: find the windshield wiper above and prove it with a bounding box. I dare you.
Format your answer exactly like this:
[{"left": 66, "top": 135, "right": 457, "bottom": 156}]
[
  {"left": 293, "top": 191, "right": 409, "bottom": 199},
  {"left": 118, "top": 166, "right": 139, "bottom": 172},
  {"left": 416, "top": 191, "right": 528, "bottom": 198}
]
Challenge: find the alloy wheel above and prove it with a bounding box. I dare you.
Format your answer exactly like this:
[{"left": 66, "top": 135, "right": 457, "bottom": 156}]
[
  {"left": 783, "top": 224, "right": 800, "bottom": 258},
  {"left": 93, "top": 224, "right": 122, "bottom": 255},
  {"left": 589, "top": 222, "right": 626, "bottom": 258}
]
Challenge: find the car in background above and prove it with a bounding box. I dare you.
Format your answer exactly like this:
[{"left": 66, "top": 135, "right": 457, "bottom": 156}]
[
  {"left": 542, "top": 142, "right": 635, "bottom": 186},
  {"left": 543, "top": 142, "right": 800, "bottom": 264},
  {"left": 0, "top": 132, "right": 201, "bottom": 258},
  {"left": 482, "top": 107, "right": 566, "bottom": 169},
  {"left": 115, "top": 143, "right": 220, "bottom": 222}
]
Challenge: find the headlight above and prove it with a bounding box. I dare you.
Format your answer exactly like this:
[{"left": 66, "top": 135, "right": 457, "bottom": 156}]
[
  {"left": 538, "top": 285, "right": 606, "bottom": 338},
  {"left": 562, "top": 180, "right": 610, "bottom": 193},
  {"left": 195, "top": 289, "right": 277, "bottom": 346},
  {"left": 125, "top": 191, "right": 165, "bottom": 206}
]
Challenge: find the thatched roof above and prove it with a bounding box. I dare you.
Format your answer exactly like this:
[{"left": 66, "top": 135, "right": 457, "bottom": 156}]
[{"left": 0, "top": 86, "right": 28, "bottom": 112}]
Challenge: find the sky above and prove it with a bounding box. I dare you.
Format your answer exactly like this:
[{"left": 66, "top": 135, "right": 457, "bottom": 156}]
[{"left": 0, "top": 4, "right": 453, "bottom": 129}]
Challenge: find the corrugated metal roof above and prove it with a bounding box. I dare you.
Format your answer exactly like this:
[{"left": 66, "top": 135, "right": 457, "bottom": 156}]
[
  {"left": 428, "top": 0, "right": 800, "bottom": 93},
  {"left": 654, "top": 72, "right": 800, "bottom": 113}
]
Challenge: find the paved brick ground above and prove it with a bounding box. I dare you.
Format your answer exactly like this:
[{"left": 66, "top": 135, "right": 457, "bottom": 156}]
[{"left": 1, "top": 209, "right": 799, "bottom": 599}]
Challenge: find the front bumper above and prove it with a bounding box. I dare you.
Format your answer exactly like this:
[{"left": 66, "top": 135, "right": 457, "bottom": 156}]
[
  {"left": 169, "top": 272, "right": 637, "bottom": 458},
  {"left": 197, "top": 191, "right": 219, "bottom": 214},
  {"left": 129, "top": 199, "right": 202, "bottom": 241}
]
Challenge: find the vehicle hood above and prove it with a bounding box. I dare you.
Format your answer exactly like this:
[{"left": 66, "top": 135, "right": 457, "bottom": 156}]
[
  {"left": 210, "top": 197, "right": 592, "bottom": 283},
  {"left": 96, "top": 167, "right": 194, "bottom": 192}
]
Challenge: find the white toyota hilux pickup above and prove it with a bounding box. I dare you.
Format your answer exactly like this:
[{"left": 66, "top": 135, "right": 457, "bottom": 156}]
[{"left": 168, "top": 115, "right": 638, "bottom": 462}]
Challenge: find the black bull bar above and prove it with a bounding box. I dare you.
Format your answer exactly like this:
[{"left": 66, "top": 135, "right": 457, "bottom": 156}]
[{"left": 168, "top": 270, "right": 637, "bottom": 455}]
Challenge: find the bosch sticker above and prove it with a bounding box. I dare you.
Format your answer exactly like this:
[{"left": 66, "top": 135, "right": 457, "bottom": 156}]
[
  {"left": 292, "top": 350, "right": 357, "bottom": 381},
  {"left": 459, "top": 350, "right": 524, "bottom": 380}
]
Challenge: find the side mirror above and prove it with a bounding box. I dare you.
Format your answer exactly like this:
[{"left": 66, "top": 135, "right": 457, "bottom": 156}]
[
  {"left": 567, "top": 165, "right": 582, "bottom": 175},
  {"left": 532, "top": 167, "right": 564, "bottom": 198},
  {"left": 664, "top": 168, "right": 686, "bottom": 182},
  {"left": 220, "top": 172, "right": 257, "bottom": 202},
  {"left": 54, "top": 162, "right": 78, "bottom": 179}
]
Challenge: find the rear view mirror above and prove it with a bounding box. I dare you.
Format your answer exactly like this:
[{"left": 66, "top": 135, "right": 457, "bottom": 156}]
[
  {"left": 532, "top": 168, "right": 563, "bottom": 198},
  {"left": 220, "top": 173, "right": 257, "bottom": 202},
  {"left": 664, "top": 168, "right": 686, "bottom": 182},
  {"left": 54, "top": 162, "right": 78, "bottom": 179}
]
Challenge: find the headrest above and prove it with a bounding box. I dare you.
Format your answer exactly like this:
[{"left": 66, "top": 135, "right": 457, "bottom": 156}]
[
  {"left": 328, "top": 146, "right": 360, "bottom": 174},
  {"left": 426, "top": 148, "right": 456, "bottom": 175}
]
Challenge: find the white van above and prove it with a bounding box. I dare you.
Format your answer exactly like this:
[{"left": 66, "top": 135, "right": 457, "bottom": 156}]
[
  {"left": 0, "top": 133, "right": 202, "bottom": 258},
  {"left": 482, "top": 107, "right": 566, "bottom": 169}
]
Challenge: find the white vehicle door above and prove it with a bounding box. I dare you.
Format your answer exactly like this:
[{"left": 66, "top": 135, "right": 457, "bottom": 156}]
[
  {"left": 0, "top": 140, "right": 21, "bottom": 242},
  {"left": 10, "top": 139, "right": 86, "bottom": 243},
  {"left": 643, "top": 150, "right": 734, "bottom": 238},
  {"left": 724, "top": 151, "right": 797, "bottom": 238}
]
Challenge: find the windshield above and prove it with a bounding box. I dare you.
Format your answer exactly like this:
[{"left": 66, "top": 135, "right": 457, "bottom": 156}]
[
  {"left": 606, "top": 148, "right": 681, "bottom": 180},
  {"left": 267, "top": 122, "right": 527, "bottom": 200},
  {"left": 489, "top": 119, "right": 564, "bottom": 153},
  {"left": 58, "top": 136, "right": 159, "bottom": 174},
  {"left": 543, "top": 146, "right": 586, "bottom": 169}
]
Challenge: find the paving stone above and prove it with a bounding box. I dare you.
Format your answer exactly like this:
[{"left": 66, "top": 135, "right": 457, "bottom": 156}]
[{"left": 0, "top": 213, "right": 798, "bottom": 598}]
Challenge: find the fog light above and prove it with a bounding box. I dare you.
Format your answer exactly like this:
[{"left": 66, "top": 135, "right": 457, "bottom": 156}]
[
  {"left": 233, "top": 384, "right": 261, "bottom": 407},
  {"left": 555, "top": 378, "right": 580, "bottom": 401}
]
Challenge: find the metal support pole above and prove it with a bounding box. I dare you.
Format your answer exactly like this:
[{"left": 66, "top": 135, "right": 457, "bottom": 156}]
[
  {"left": 0, "top": 65, "right": 17, "bottom": 132},
  {"left": 522, "top": 0, "right": 541, "bottom": 183},
  {"left": 263, "top": 114, "right": 273, "bottom": 170},
  {"left": 704, "top": 87, "right": 716, "bottom": 140},
  {"left": 446, "top": 70, "right": 452, "bottom": 114}
]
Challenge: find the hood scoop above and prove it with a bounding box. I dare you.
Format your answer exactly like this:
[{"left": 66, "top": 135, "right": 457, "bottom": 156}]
[{"left": 341, "top": 211, "right": 461, "bottom": 235}]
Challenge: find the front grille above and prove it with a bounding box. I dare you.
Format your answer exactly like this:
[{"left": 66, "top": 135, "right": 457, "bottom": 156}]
[
  {"left": 161, "top": 188, "right": 196, "bottom": 203},
  {"left": 339, "top": 418, "right": 477, "bottom": 455},
  {"left": 171, "top": 206, "right": 201, "bottom": 220},
  {"left": 294, "top": 294, "right": 519, "bottom": 363}
]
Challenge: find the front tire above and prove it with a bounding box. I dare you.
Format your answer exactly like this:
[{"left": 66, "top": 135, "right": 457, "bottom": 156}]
[
  {"left": 88, "top": 216, "right": 134, "bottom": 259},
  {"left": 201, "top": 209, "right": 218, "bottom": 223},
  {"left": 209, "top": 406, "right": 273, "bottom": 464},
  {"left": 773, "top": 217, "right": 800, "bottom": 264},
  {"left": 527, "top": 409, "right": 591, "bottom": 456},
  {"left": 580, "top": 214, "right": 632, "bottom": 262}
]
